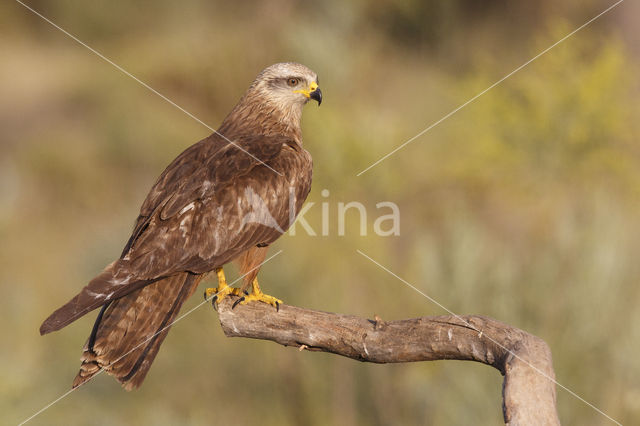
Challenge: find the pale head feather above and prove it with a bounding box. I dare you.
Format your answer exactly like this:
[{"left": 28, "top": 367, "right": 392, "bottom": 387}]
[{"left": 220, "top": 62, "right": 320, "bottom": 139}]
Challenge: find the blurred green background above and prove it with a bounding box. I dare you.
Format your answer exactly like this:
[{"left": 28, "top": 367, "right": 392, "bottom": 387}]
[{"left": 2, "top": 1, "right": 639, "bottom": 425}]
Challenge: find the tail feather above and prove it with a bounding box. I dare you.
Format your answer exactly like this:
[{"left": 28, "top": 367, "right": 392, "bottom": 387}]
[{"left": 72, "top": 272, "right": 202, "bottom": 390}]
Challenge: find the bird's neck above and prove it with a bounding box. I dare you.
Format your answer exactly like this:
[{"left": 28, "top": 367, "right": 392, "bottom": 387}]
[{"left": 218, "top": 93, "right": 303, "bottom": 144}]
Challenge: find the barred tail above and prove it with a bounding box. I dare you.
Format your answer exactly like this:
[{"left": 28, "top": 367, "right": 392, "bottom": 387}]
[{"left": 73, "top": 272, "right": 202, "bottom": 390}]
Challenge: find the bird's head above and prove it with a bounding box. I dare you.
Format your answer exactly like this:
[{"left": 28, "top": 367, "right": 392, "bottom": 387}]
[
  {"left": 253, "top": 62, "right": 322, "bottom": 107},
  {"left": 221, "top": 62, "right": 321, "bottom": 138}
]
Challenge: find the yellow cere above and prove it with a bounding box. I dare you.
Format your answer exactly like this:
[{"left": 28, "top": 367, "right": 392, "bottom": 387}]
[{"left": 294, "top": 81, "right": 318, "bottom": 98}]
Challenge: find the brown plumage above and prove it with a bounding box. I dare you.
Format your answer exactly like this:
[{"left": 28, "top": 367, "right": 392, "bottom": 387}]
[{"left": 40, "top": 62, "right": 321, "bottom": 389}]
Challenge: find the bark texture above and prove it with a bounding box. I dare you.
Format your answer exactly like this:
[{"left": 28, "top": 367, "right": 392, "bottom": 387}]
[{"left": 216, "top": 297, "right": 560, "bottom": 425}]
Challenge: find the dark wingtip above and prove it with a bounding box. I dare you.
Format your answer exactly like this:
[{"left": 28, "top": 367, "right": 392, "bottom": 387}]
[
  {"left": 39, "top": 302, "right": 82, "bottom": 335},
  {"left": 39, "top": 291, "right": 105, "bottom": 336},
  {"left": 40, "top": 316, "right": 60, "bottom": 335},
  {"left": 39, "top": 324, "right": 50, "bottom": 336}
]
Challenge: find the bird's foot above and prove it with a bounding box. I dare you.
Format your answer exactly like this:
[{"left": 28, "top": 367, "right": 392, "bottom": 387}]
[
  {"left": 204, "top": 267, "right": 241, "bottom": 308},
  {"left": 232, "top": 291, "right": 282, "bottom": 311},
  {"left": 204, "top": 285, "right": 242, "bottom": 306},
  {"left": 232, "top": 279, "right": 282, "bottom": 311}
]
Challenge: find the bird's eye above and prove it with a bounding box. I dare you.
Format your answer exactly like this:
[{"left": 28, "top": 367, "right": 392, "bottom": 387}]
[{"left": 287, "top": 78, "right": 299, "bottom": 87}]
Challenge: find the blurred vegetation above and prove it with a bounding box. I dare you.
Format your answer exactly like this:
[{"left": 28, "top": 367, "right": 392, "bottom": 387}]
[{"left": 1, "top": 0, "right": 639, "bottom": 425}]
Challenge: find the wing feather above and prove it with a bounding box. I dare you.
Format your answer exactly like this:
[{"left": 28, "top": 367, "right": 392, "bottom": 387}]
[{"left": 40, "top": 133, "right": 308, "bottom": 333}]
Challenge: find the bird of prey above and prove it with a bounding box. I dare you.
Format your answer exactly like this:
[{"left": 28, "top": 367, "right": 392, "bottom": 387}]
[{"left": 40, "top": 62, "right": 322, "bottom": 390}]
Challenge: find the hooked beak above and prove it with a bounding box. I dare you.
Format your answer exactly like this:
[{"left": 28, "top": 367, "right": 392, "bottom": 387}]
[
  {"left": 295, "top": 81, "right": 322, "bottom": 105},
  {"left": 309, "top": 86, "right": 322, "bottom": 105}
]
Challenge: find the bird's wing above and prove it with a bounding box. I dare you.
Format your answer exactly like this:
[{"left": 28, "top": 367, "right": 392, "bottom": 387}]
[
  {"left": 122, "top": 133, "right": 283, "bottom": 255},
  {"left": 124, "top": 137, "right": 309, "bottom": 277},
  {"left": 40, "top": 133, "right": 293, "bottom": 334}
]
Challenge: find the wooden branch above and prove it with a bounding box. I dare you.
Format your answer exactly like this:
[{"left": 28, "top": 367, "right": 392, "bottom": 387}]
[{"left": 216, "top": 297, "right": 560, "bottom": 425}]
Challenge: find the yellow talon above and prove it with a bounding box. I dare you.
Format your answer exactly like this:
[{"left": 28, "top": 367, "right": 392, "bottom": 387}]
[
  {"left": 235, "top": 278, "right": 282, "bottom": 310},
  {"left": 205, "top": 268, "right": 240, "bottom": 305}
]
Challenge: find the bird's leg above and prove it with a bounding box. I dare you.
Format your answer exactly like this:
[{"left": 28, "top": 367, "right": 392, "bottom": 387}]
[
  {"left": 204, "top": 267, "right": 241, "bottom": 306},
  {"left": 232, "top": 278, "right": 282, "bottom": 311}
]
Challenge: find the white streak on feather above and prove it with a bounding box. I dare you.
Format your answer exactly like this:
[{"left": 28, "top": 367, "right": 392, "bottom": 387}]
[
  {"left": 85, "top": 290, "right": 105, "bottom": 299},
  {"left": 115, "top": 275, "right": 131, "bottom": 285},
  {"left": 200, "top": 180, "right": 213, "bottom": 197},
  {"left": 212, "top": 229, "right": 220, "bottom": 253},
  {"left": 180, "top": 216, "right": 190, "bottom": 236},
  {"left": 179, "top": 202, "right": 195, "bottom": 215}
]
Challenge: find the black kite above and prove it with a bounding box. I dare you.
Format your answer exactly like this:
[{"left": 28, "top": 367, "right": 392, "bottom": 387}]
[{"left": 40, "top": 62, "right": 322, "bottom": 390}]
